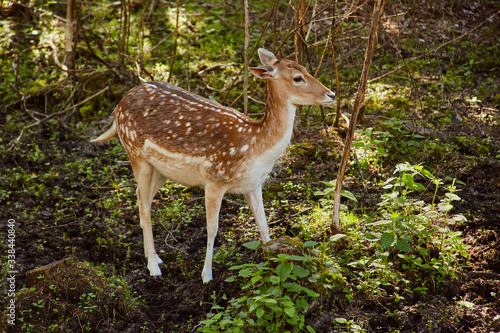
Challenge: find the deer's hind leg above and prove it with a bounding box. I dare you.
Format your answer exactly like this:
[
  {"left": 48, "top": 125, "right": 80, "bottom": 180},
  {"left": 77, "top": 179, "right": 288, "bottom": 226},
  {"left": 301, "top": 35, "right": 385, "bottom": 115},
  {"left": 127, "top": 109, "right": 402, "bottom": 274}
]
[{"left": 132, "top": 159, "right": 166, "bottom": 276}]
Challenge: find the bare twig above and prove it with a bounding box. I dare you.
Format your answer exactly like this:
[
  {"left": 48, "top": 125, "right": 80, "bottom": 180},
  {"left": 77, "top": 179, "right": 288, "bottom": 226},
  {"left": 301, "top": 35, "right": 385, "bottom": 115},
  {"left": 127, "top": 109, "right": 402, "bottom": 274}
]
[
  {"left": 331, "top": 39, "right": 342, "bottom": 127},
  {"left": 9, "top": 86, "right": 109, "bottom": 151},
  {"left": 313, "top": 0, "right": 343, "bottom": 127},
  {"left": 222, "top": 0, "right": 280, "bottom": 105},
  {"left": 331, "top": 0, "right": 386, "bottom": 233},
  {"left": 243, "top": 0, "right": 250, "bottom": 115},
  {"left": 61, "top": 86, "right": 110, "bottom": 118},
  {"left": 117, "top": 0, "right": 129, "bottom": 67},
  {"left": 168, "top": 0, "right": 181, "bottom": 82},
  {"left": 368, "top": 10, "right": 500, "bottom": 83},
  {"left": 197, "top": 63, "right": 238, "bottom": 75}
]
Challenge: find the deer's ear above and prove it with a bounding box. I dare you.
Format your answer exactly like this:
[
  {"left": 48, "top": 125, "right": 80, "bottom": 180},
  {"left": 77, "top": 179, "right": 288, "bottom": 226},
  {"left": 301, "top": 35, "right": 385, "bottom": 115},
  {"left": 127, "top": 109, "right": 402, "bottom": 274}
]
[
  {"left": 249, "top": 65, "right": 276, "bottom": 79},
  {"left": 257, "top": 48, "right": 278, "bottom": 66}
]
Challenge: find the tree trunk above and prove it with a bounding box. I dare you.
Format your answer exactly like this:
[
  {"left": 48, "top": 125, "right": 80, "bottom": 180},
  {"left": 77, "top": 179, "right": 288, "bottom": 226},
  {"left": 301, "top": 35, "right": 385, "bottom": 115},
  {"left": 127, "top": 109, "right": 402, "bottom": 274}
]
[
  {"left": 117, "top": 0, "right": 129, "bottom": 68},
  {"left": 64, "top": 0, "right": 77, "bottom": 81},
  {"left": 294, "top": 0, "right": 307, "bottom": 64}
]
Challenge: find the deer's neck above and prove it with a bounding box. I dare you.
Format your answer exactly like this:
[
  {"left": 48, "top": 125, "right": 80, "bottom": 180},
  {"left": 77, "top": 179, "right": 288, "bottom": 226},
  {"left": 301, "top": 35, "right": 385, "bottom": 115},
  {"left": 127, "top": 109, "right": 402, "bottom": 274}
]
[{"left": 251, "top": 81, "right": 296, "bottom": 163}]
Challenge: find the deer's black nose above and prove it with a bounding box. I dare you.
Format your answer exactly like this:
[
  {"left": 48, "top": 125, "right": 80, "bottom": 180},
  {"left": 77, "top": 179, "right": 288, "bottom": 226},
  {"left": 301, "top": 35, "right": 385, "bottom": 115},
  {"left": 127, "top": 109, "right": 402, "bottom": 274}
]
[{"left": 327, "top": 93, "right": 336, "bottom": 99}]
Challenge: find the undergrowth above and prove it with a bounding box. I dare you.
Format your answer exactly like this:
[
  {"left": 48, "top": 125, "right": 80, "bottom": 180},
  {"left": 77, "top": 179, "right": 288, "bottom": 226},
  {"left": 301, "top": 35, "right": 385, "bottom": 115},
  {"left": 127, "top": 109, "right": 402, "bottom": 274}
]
[{"left": 199, "top": 164, "right": 470, "bottom": 332}]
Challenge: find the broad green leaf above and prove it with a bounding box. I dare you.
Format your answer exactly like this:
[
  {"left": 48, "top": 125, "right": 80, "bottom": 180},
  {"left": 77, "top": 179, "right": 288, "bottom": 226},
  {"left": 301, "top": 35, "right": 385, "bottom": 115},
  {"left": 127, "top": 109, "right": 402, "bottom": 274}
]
[
  {"left": 421, "top": 168, "right": 434, "bottom": 179},
  {"left": 229, "top": 263, "right": 257, "bottom": 270},
  {"left": 309, "top": 273, "right": 320, "bottom": 283},
  {"left": 330, "top": 233, "right": 347, "bottom": 242},
  {"left": 402, "top": 173, "right": 415, "bottom": 189},
  {"left": 303, "top": 240, "right": 318, "bottom": 247},
  {"left": 314, "top": 190, "right": 326, "bottom": 196},
  {"left": 242, "top": 241, "right": 261, "bottom": 250},
  {"left": 335, "top": 317, "right": 348, "bottom": 324},
  {"left": 367, "top": 219, "right": 392, "bottom": 226},
  {"left": 302, "top": 287, "right": 320, "bottom": 297},
  {"left": 283, "top": 282, "right": 303, "bottom": 292},
  {"left": 380, "top": 232, "right": 395, "bottom": 249},
  {"left": 286, "top": 255, "right": 314, "bottom": 261},
  {"left": 238, "top": 268, "right": 252, "bottom": 278},
  {"left": 452, "top": 213, "right": 466, "bottom": 222},
  {"left": 306, "top": 325, "right": 316, "bottom": 333},
  {"left": 284, "top": 307, "right": 296, "bottom": 318},
  {"left": 395, "top": 239, "right": 413, "bottom": 252},
  {"left": 424, "top": 211, "right": 439, "bottom": 218},
  {"left": 256, "top": 308, "right": 265, "bottom": 318},
  {"left": 369, "top": 262, "right": 386, "bottom": 269},
  {"left": 250, "top": 275, "right": 263, "bottom": 285},
  {"left": 269, "top": 275, "right": 280, "bottom": 285},
  {"left": 225, "top": 276, "right": 235, "bottom": 282},
  {"left": 364, "top": 232, "right": 381, "bottom": 241},
  {"left": 320, "top": 180, "right": 336, "bottom": 187},
  {"left": 276, "top": 263, "right": 293, "bottom": 281},
  {"left": 296, "top": 298, "right": 309, "bottom": 311},
  {"left": 341, "top": 190, "right": 358, "bottom": 202},
  {"left": 352, "top": 141, "right": 365, "bottom": 148},
  {"left": 269, "top": 286, "right": 282, "bottom": 298},
  {"left": 393, "top": 197, "right": 406, "bottom": 205},
  {"left": 377, "top": 147, "right": 388, "bottom": 155},
  {"left": 415, "top": 182, "right": 426, "bottom": 191},
  {"left": 292, "top": 266, "right": 310, "bottom": 278},
  {"left": 438, "top": 203, "right": 454, "bottom": 212},
  {"left": 249, "top": 302, "right": 259, "bottom": 313}
]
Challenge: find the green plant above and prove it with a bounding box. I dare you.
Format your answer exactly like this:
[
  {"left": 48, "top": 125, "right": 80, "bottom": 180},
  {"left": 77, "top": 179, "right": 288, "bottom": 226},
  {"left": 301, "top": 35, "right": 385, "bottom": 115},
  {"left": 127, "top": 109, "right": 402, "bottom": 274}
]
[
  {"left": 79, "top": 293, "right": 98, "bottom": 313},
  {"left": 314, "top": 179, "right": 358, "bottom": 209},
  {"left": 365, "top": 163, "right": 469, "bottom": 283},
  {"left": 380, "top": 118, "right": 426, "bottom": 158},
  {"left": 199, "top": 243, "right": 327, "bottom": 333},
  {"left": 333, "top": 317, "right": 364, "bottom": 333},
  {"left": 353, "top": 127, "right": 390, "bottom": 170}
]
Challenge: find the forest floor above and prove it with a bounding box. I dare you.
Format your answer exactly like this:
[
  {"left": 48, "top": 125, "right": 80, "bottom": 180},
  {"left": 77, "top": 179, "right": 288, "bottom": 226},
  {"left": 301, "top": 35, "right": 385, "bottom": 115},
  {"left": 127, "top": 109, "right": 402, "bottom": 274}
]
[{"left": 1, "top": 0, "right": 500, "bottom": 332}]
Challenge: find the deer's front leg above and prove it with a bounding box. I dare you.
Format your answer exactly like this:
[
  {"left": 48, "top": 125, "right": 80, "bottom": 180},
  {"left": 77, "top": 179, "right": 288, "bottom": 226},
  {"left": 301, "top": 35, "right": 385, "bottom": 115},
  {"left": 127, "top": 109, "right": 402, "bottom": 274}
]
[
  {"left": 245, "top": 186, "right": 271, "bottom": 243},
  {"left": 202, "top": 184, "right": 225, "bottom": 283}
]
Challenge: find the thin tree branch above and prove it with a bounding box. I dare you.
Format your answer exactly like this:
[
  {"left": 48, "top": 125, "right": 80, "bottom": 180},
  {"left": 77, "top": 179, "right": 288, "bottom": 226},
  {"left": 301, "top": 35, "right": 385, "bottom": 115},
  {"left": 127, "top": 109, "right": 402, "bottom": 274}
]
[
  {"left": 368, "top": 10, "right": 500, "bottom": 83},
  {"left": 9, "top": 86, "right": 109, "bottom": 151},
  {"left": 168, "top": 0, "right": 181, "bottom": 82},
  {"left": 243, "top": 0, "right": 250, "bottom": 115},
  {"left": 221, "top": 0, "right": 280, "bottom": 105},
  {"left": 331, "top": 0, "right": 386, "bottom": 233}
]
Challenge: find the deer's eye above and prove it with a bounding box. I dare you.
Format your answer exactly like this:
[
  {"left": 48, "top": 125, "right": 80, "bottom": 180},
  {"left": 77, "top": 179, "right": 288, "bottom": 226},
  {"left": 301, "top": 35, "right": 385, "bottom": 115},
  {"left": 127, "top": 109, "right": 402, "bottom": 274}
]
[{"left": 293, "top": 75, "right": 305, "bottom": 83}]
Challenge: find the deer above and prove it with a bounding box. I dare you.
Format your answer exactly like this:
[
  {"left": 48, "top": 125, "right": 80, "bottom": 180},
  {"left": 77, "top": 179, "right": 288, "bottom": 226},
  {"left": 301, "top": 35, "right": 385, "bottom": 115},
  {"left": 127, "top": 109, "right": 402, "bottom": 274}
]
[{"left": 92, "top": 48, "right": 335, "bottom": 282}]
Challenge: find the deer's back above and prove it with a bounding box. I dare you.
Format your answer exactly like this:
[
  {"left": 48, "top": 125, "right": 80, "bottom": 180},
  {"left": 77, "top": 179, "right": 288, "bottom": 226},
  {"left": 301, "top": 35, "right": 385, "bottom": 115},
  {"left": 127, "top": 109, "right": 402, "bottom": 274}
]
[{"left": 114, "top": 82, "right": 271, "bottom": 191}]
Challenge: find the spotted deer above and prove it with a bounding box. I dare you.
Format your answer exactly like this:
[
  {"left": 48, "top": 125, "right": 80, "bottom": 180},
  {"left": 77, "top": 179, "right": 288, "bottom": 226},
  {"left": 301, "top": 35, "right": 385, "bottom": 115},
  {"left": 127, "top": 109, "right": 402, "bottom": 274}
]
[{"left": 92, "top": 48, "right": 335, "bottom": 282}]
